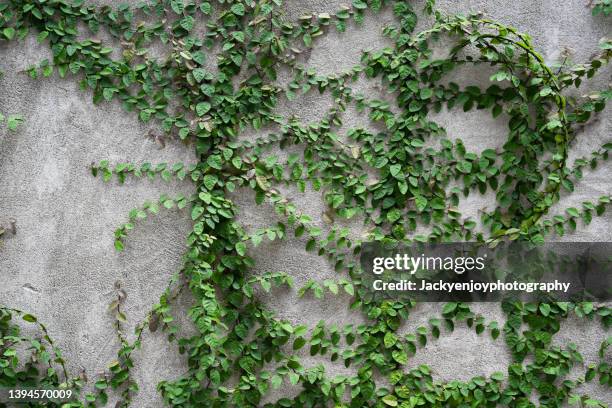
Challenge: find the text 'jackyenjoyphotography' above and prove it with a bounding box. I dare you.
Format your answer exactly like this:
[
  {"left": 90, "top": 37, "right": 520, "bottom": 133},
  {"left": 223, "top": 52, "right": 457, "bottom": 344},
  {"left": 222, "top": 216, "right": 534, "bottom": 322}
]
[{"left": 360, "top": 242, "right": 611, "bottom": 302}]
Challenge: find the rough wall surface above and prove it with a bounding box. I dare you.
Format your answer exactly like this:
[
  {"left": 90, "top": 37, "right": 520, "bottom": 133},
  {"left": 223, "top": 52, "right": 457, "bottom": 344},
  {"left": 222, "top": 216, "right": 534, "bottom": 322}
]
[{"left": 0, "top": 0, "right": 610, "bottom": 407}]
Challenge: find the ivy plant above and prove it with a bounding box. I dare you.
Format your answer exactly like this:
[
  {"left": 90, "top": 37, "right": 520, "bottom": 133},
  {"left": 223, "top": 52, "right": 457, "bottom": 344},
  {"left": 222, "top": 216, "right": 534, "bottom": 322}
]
[{"left": 0, "top": 0, "right": 611, "bottom": 407}]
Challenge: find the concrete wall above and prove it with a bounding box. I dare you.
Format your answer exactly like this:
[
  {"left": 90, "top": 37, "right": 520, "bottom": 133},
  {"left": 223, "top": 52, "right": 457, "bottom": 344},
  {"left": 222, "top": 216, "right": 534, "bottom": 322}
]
[{"left": 0, "top": 1, "right": 610, "bottom": 406}]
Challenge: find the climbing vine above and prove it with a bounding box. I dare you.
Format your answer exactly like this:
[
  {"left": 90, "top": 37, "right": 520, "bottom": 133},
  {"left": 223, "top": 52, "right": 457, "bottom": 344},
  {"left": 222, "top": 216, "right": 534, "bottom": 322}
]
[{"left": 1, "top": 0, "right": 611, "bottom": 407}]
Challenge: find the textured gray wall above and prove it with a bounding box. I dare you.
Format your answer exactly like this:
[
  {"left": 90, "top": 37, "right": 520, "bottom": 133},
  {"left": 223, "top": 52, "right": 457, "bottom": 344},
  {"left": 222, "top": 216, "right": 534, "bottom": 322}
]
[{"left": 0, "top": 1, "right": 610, "bottom": 407}]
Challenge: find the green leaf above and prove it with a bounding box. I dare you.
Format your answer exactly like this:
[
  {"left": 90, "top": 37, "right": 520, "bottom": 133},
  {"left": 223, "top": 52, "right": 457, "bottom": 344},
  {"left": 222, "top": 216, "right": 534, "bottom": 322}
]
[
  {"left": 325, "top": 280, "right": 338, "bottom": 294},
  {"left": 442, "top": 302, "right": 457, "bottom": 315},
  {"left": 7, "top": 115, "right": 23, "bottom": 131},
  {"left": 331, "top": 194, "right": 344, "bottom": 209},
  {"left": 231, "top": 3, "right": 245, "bottom": 15},
  {"left": 170, "top": 0, "right": 184, "bottom": 14},
  {"left": 562, "top": 179, "right": 574, "bottom": 192},
  {"left": 305, "top": 238, "right": 316, "bottom": 251},
  {"left": 293, "top": 337, "right": 306, "bottom": 350},
  {"left": 196, "top": 102, "right": 211, "bottom": 116},
  {"left": 288, "top": 372, "right": 299, "bottom": 385},
  {"left": 303, "top": 33, "right": 312, "bottom": 47},
  {"left": 392, "top": 350, "right": 407, "bottom": 365},
  {"left": 566, "top": 207, "right": 579, "bottom": 218},
  {"left": 232, "top": 31, "right": 245, "bottom": 43},
  {"left": 3, "top": 27, "right": 15, "bottom": 40},
  {"left": 352, "top": 0, "right": 368, "bottom": 10},
  {"left": 384, "top": 332, "right": 398, "bottom": 348},
  {"left": 203, "top": 175, "right": 217, "bottom": 190},
  {"left": 539, "top": 303, "right": 551, "bottom": 316},
  {"left": 411, "top": 139, "right": 425, "bottom": 148},
  {"left": 387, "top": 208, "right": 401, "bottom": 222},
  {"left": 492, "top": 104, "right": 503, "bottom": 118},
  {"left": 180, "top": 15, "right": 194, "bottom": 31},
  {"left": 390, "top": 164, "right": 402, "bottom": 178},
  {"left": 207, "top": 154, "right": 223, "bottom": 170},
  {"left": 22, "top": 314, "right": 37, "bottom": 323},
  {"left": 191, "top": 206, "right": 204, "bottom": 220},
  {"left": 419, "top": 87, "right": 433, "bottom": 99},
  {"left": 200, "top": 2, "right": 212, "bottom": 14},
  {"left": 585, "top": 366, "right": 596, "bottom": 382},
  {"left": 235, "top": 242, "right": 247, "bottom": 256},
  {"left": 271, "top": 374, "right": 282, "bottom": 389},
  {"left": 414, "top": 195, "right": 427, "bottom": 212},
  {"left": 382, "top": 394, "right": 398, "bottom": 406},
  {"left": 193, "top": 68, "right": 207, "bottom": 83}
]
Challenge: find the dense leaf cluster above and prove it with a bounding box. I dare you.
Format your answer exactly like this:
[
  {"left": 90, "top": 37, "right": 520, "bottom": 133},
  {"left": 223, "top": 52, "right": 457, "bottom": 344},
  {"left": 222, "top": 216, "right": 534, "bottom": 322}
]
[{"left": 1, "top": 0, "right": 611, "bottom": 407}]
